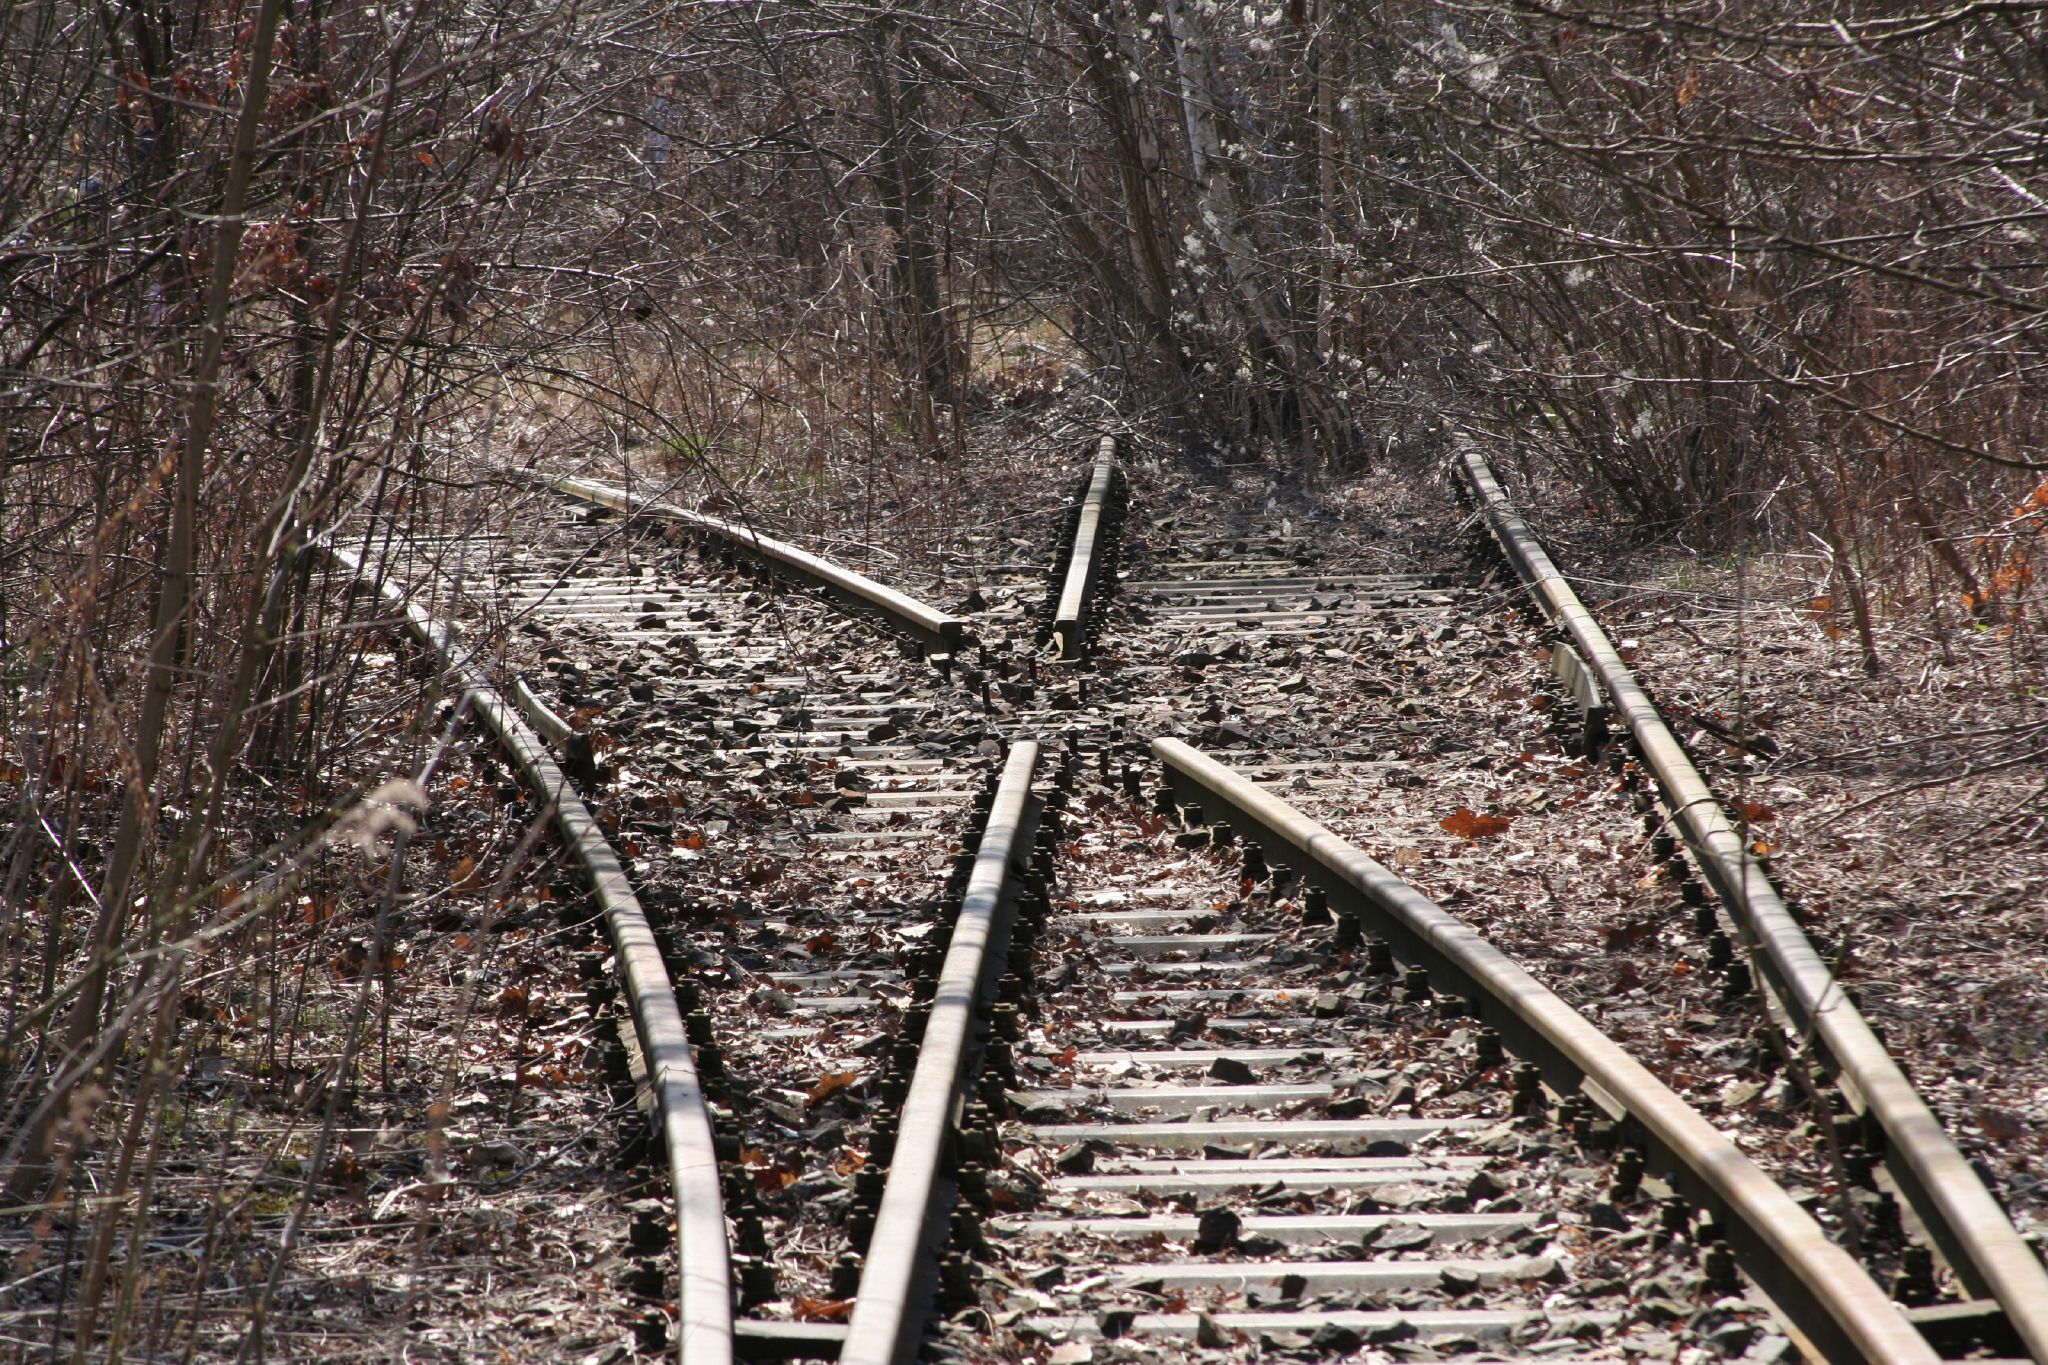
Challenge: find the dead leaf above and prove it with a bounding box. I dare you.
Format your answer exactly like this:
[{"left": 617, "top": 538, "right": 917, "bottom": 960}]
[
  {"left": 1732, "top": 800, "right": 1776, "bottom": 823},
  {"left": 793, "top": 1298, "right": 853, "bottom": 1323},
  {"left": 1975, "top": 1108, "right": 2027, "bottom": 1143},
  {"left": 1604, "top": 916, "right": 1661, "bottom": 949},
  {"left": 807, "top": 1071, "right": 860, "bottom": 1105},
  {"left": 1440, "top": 807, "right": 1514, "bottom": 839}
]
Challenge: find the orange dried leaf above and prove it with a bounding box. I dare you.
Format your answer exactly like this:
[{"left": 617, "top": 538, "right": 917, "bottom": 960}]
[
  {"left": 806, "top": 1070, "right": 860, "bottom": 1105},
  {"left": 1440, "top": 807, "right": 1514, "bottom": 839},
  {"left": 1732, "top": 800, "right": 1775, "bottom": 823},
  {"left": 1976, "top": 1108, "right": 2027, "bottom": 1143},
  {"left": 794, "top": 1298, "right": 853, "bottom": 1324}
]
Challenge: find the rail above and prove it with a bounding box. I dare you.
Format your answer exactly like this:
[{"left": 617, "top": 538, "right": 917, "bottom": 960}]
[
  {"left": 1047, "top": 436, "right": 1123, "bottom": 660},
  {"left": 1151, "top": 736, "right": 1940, "bottom": 1365},
  {"left": 1455, "top": 447, "right": 2048, "bottom": 1360},
  {"left": 840, "top": 741, "right": 1042, "bottom": 1365},
  {"left": 327, "top": 545, "right": 734, "bottom": 1365},
  {"left": 543, "top": 474, "right": 969, "bottom": 658}
]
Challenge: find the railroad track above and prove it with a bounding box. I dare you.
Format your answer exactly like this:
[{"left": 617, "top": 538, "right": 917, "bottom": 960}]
[{"left": 338, "top": 441, "right": 2046, "bottom": 1365}]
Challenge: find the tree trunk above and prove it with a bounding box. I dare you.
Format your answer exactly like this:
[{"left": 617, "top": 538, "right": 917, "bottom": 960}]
[{"left": 866, "top": 12, "right": 956, "bottom": 408}]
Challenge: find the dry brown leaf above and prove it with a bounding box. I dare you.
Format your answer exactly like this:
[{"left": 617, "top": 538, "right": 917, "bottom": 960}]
[
  {"left": 807, "top": 1070, "right": 860, "bottom": 1105},
  {"left": 1440, "top": 807, "right": 1513, "bottom": 839},
  {"left": 1604, "top": 916, "right": 1661, "bottom": 949},
  {"left": 793, "top": 1298, "right": 853, "bottom": 1323}
]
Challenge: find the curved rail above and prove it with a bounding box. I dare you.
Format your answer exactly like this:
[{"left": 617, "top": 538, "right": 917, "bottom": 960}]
[
  {"left": 1047, "top": 436, "right": 1125, "bottom": 660},
  {"left": 1456, "top": 446, "right": 2048, "bottom": 1358},
  {"left": 1152, "top": 737, "right": 1939, "bottom": 1365},
  {"left": 840, "top": 740, "right": 1041, "bottom": 1365},
  {"left": 541, "top": 474, "right": 968, "bottom": 658},
  {"left": 328, "top": 546, "right": 733, "bottom": 1365}
]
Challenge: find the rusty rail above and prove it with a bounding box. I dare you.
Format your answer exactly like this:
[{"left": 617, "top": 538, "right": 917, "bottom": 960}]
[
  {"left": 328, "top": 545, "right": 733, "bottom": 1365},
  {"left": 543, "top": 474, "right": 967, "bottom": 658},
  {"left": 840, "top": 741, "right": 1042, "bottom": 1365},
  {"left": 1153, "top": 736, "right": 1941, "bottom": 1365},
  {"left": 1456, "top": 444, "right": 2048, "bottom": 1361}
]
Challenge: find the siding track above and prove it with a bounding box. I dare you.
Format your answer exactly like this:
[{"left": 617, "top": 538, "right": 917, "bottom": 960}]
[{"left": 335, "top": 440, "right": 2043, "bottom": 1364}]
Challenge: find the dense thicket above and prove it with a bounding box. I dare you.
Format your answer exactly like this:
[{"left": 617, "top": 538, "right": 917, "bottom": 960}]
[{"left": 4, "top": 0, "right": 2044, "bottom": 1350}]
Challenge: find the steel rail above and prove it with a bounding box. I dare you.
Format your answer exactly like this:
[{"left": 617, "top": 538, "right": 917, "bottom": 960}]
[
  {"left": 541, "top": 474, "right": 968, "bottom": 658},
  {"left": 328, "top": 546, "right": 734, "bottom": 1365},
  {"left": 1456, "top": 446, "right": 2048, "bottom": 1358},
  {"left": 840, "top": 740, "right": 1042, "bottom": 1365},
  {"left": 1151, "top": 736, "right": 1941, "bottom": 1365},
  {"left": 1050, "top": 436, "right": 1120, "bottom": 660}
]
